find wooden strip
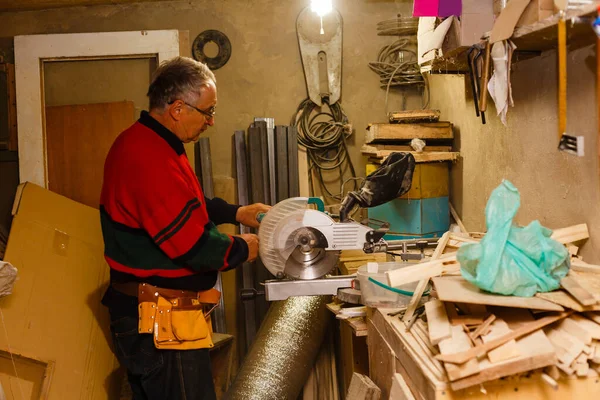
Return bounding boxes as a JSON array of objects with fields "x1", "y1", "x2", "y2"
[
  {"x1": 433, "y1": 276, "x2": 564, "y2": 311},
  {"x1": 413, "y1": 320, "x2": 440, "y2": 356},
  {"x1": 408, "y1": 327, "x2": 447, "y2": 378},
  {"x1": 436, "y1": 312, "x2": 571, "y2": 365},
  {"x1": 365, "y1": 122, "x2": 453, "y2": 143},
  {"x1": 449, "y1": 204, "x2": 468, "y2": 235},
  {"x1": 438, "y1": 325, "x2": 480, "y2": 381},
  {"x1": 364, "y1": 144, "x2": 452, "y2": 152},
  {"x1": 551, "y1": 224, "x2": 589, "y2": 244},
  {"x1": 404, "y1": 233, "x2": 451, "y2": 326},
  {"x1": 545, "y1": 327, "x2": 585, "y2": 366},
  {"x1": 425, "y1": 299, "x2": 451, "y2": 345},
  {"x1": 360, "y1": 145, "x2": 460, "y2": 163},
  {"x1": 569, "y1": 270, "x2": 600, "y2": 302},
  {"x1": 469, "y1": 314, "x2": 496, "y2": 341},
  {"x1": 561, "y1": 276, "x2": 597, "y2": 306},
  {"x1": 387, "y1": 254, "x2": 458, "y2": 287},
  {"x1": 346, "y1": 373, "x2": 381, "y2": 400}
]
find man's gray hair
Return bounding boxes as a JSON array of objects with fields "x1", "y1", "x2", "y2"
[{"x1": 147, "y1": 56, "x2": 216, "y2": 111}]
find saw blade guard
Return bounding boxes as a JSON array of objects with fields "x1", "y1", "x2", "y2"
[{"x1": 258, "y1": 197, "x2": 338, "y2": 279}]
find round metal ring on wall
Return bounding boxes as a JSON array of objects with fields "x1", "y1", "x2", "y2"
[{"x1": 192, "y1": 30, "x2": 232, "y2": 70}]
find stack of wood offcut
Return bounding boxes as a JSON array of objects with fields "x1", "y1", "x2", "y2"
[
  {"x1": 370, "y1": 222, "x2": 600, "y2": 398},
  {"x1": 361, "y1": 110, "x2": 460, "y2": 164}
]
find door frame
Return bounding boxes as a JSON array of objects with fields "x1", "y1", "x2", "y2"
[{"x1": 14, "y1": 30, "x2": 181, "y2": 187}]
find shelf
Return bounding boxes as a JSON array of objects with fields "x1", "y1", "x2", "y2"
[{"x1": 430, "y1": 4, "x2": 598, "y2": 73}]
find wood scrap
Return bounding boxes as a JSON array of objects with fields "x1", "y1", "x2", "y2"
[
  {"x1": 557, "y1": 318, "x2": 593, "y2": 345},
  {"x1": 433, "y1": 276, "x2": 565, "y2": 311},
  {"x1": 436, "y1": 312, "x2": 571, "y2": 365},
  {"x1": 570, "y1": 258, "x2": 600, "y2": 274},
  {"x1": 571, "y1": 314, "x2": 600, "y2": 339},
  {"x1": 365, "y1": 122, "x2": 453, "y2": 143},
  {"x1": 480, "y1": 319, "x2": 521, "y2": 363},
  {"x1": 551, "y1": 224, "x2": 589, "y2": 244},
  {"x1": 346, "y1": 373, "x2": 381, "y2": 400},
  {"x1": 388, "y1": 109, "x2": 440, "y2": 123},
  {"x1": 544, "y1": 326, "x2": 585, "y2": 366},
  {"x1": 404, "y1": 232, "x2": 450, "y2": 326},
  {"x1": 536, "y1": 290, "x2": 600, "y2": 312},
  {"x1": 469, "y1": 314, "x2": 496, "y2": 341},
  {"x1": 437, "y1": 325, "x2": 480, "y2": 381},
  {"x1": 424, "y1": 299, "x2": 451, "y2": 345},
  {"x1": 544, "y1": 364, "x2": 561, "y2": 381},
  {"x1": 361, "y1": 146, "x2": 460, "y2": 163},
  {"x1": 569, "y1": 270, "x2": 600, "y2": 302},
  {"x1": 386, "y1": 253, "x2": 458, "y2": 288},
  {"x1": 540, "y1": 373, "x2": 559, "y2": 391},
  {"x1": 560, "y1": 276, "x2": 597, "y2": 306}
]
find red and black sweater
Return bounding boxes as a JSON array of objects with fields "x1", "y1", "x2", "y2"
[{"x1": 100, "y1": 111, "x2": 248, "y2": 295}]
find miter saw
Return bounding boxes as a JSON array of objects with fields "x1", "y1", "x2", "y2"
[{"x1": 257, "y1": 152, "x2": 439, "y2": 301}]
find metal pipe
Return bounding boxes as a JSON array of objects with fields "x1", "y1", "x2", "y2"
[{"x1": 225, "y1": 295, "x2": 330, "y2": 400}]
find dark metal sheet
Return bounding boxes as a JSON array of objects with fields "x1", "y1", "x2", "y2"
[
  {"x1": 275, "y1": 125, "x2": 289, "y2": 203},
  {"x1": 287, "y1": 125, "x2": 300, "y2": 197}
]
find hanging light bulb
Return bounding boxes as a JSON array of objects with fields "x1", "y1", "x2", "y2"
[{"x1": 310, "y1": 0, "x2": 332, "y2": 34}]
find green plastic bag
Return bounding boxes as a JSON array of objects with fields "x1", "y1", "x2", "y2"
[{"x1": 457, "y1": 180, "x2": 569, "y2": 297}]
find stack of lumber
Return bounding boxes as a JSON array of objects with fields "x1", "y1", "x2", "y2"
[
  {"x1": 371, "y1": 223, "x2": 600, "y2": 397},
  {"x1": 338, "y1": 249, "x2": 388, "y2": 275},
  {"x1": 362, "y1": 110, "x2": 460, "y2": 164}
]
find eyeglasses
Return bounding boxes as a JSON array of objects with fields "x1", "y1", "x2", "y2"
[
  {"x1": 183, "y1": 101, "x2": 216, "y2": 119},
  {"x1": 169, "y1": 100, "x2": 216, "y2": 119}
]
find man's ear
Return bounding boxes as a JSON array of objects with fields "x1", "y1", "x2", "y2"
[{"x1": 168, "y1": 100, "x2": 184, "y2": 121}]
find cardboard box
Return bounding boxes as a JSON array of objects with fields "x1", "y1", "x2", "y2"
[{"x1": 1, "y1": 183, "x2": 119, "y2": 399}]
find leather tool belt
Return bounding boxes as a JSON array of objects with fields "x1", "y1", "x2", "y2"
[{"x1": 112, "y1": 282, "x2": 220, "y2": 350}]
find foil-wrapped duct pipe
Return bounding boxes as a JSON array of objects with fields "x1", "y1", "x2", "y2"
[{"x1": 225, "y1": 295, "x2": 330, "y2": 400}]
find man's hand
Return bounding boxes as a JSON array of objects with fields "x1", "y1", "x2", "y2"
[
  {"x1": 239, "y1": 233, "x2": 259, "y2": 262},
  {"x1": 236, "y1": 203, "x2": 271, "y2": 228}
]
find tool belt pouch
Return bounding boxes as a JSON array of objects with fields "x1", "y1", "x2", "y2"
[{"x1": 137, "y1": 283, "x2": 219, "y2": 350}]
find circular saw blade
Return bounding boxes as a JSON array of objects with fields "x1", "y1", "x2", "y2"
[{"x1": 258, "y1": 197, "x2": 338, "y2": 279}]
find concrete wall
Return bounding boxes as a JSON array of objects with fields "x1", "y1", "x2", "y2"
[
  {"x1": 430, "y1": 45, "x2": 599, "y2": 262},
  {"x1": 0, "y1": 0, "x2": 418, "y2": 183}
]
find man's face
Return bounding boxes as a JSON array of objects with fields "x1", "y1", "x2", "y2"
[{"x1": 177, "y1": 80, "x2": 217, "y2": 143}]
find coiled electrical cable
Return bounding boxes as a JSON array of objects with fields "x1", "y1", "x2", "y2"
[{"x1": 291, "y1": 99, "x2": 359, "y2": 203}]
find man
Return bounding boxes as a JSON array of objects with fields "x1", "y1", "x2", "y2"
[{"x1": 100, "y1": 56, "x2": 268, "y2": 399}]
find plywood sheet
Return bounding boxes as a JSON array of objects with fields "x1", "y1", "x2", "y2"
[
  {"x1": 432, "y1": 276, "x2": 564, "y2": 311},
  {"x1": 45, "y1": 101, "x2": 135, "y2": 208}
]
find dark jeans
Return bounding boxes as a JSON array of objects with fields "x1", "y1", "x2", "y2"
[{"x1": 109, "y1": 313, "x2": 217, "y2": 400}]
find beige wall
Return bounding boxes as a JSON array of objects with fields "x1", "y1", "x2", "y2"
[
  {"x1": 0, "y1": 0, "x2": 418, "y2": 182},
  {"x1": 430, "y1": 45, "x2": 599, "y2": 262}
]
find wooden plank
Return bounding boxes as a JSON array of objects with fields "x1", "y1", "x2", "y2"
[
  {"x1": 571, "y1": 258, "x2": 600, "y2": 274},
  {"x1": 561, "y1": 276, "x2": 597, "y2": 306},
  {"x1": 437, "y1": 325, "x2": 480, "y2": 381},
  {"x1": 550, "y1": 224, "x2": 589, "y2": 244},
  {"x1": 365, "y1": 122, "x2": 453, "y2": 143},
  {"x1": 425, "y1": 299, "x2": 451, "y2": 345},
  {"x1": 388, "y1": 109, "x2": 440, "y2": 123},
  {"x1": 544, "y1": 327, "x2": 585, "y2": 366},
  {"x1": 361, "y1": 145, "x2": 460, "y2": 163},
  {"x1": 481, "y1": 319, "x2": 520, "y2": 363},
  {"x1": 536, "y1": 290, "x2": 600, "y2": 312},
  {"x1": 557, "y1": 318, "x2": 593, "y2": 345},
  {"x1": 364, "y1": 144, "x2": 453, "y2": 152},
  {"x1": 469, "y1": 314, "x2": 496, "y2": 341},
  {"x1": 387, "y1": 254, "x2": 458, "y2": 287},
  {"x1": 345, "y1": 373, "x2": 381, "y2": 400},
  {"x1": 433, "y1": 276, "x2": 565, "y2": 311},
  {"x1": 436, "y1": 312, "x2": 570, "y2": 365},
  {"x1": 571, "y1": 314, "x2": 600, "y2": 340},
  {"x1": 45, "y1": 101, "x2": 135, "y2": 208},
  {"x1": 389, "y1": 373, "x2": 416, "y2": 400},
  {"x1": 569, "y1": 271, "x2": 600, "y2": 302}
]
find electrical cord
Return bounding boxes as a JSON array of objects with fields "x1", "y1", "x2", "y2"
[{"x1": 291, "y1": 98, "x2": 359, "y2": 203}]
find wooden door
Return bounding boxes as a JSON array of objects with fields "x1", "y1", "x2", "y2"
[{"x1": 45, "y1": 101, "x2": 135, "y2": 208}]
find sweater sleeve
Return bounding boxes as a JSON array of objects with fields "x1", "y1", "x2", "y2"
[
  {"x1": 205, "y1": 197, "x2": 241, "y2": 225},
  {"x1": 130, "y1": 158, "x2": 248, "y2": 272}
]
